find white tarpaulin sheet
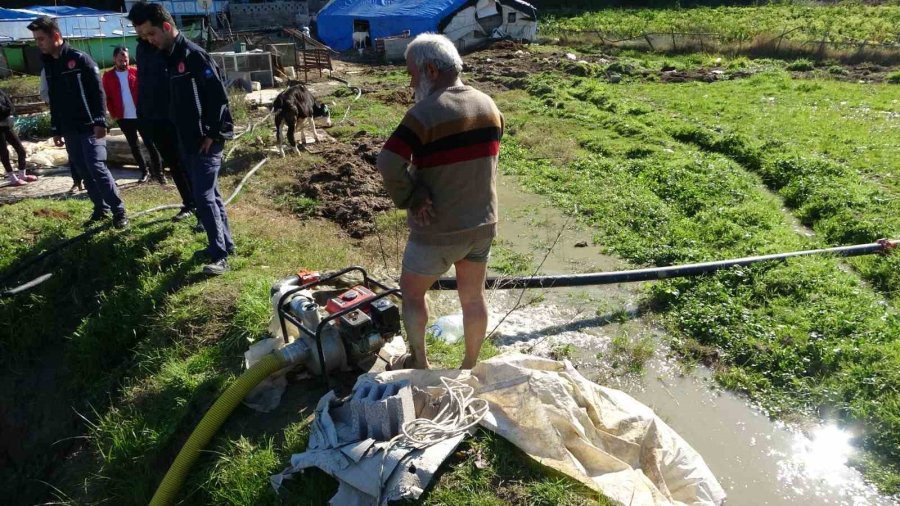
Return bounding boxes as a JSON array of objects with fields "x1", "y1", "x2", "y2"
[{"x1": 363, "y1": 353, "x2": 727, "y2": 506}]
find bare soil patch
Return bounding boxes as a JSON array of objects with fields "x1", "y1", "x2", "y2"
[{"x1": 293, "y1": 134, "x2": 395, "y2": 238}]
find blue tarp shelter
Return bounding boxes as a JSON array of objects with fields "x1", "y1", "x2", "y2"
[
  {"x1": 318, "y1": 0, "x2": 537, "y2": 51},
  {"x1": 318, "y1": 0, "x2": 472, "y2": 51},
  {"x1": 0, "y1": 6, "x2": 132, "y2": 42}
]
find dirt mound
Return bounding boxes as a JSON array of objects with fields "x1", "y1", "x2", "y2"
[
  {"x1": 295, "y1": 134, "x2": 395, "y2": 238},
  {"x1": 660, "y1": 68, "x2": 728, "y2": 83},
  {"x1": 464, "y1": 49, "x2": 550, "y2": 92},
  {"x1": 372, "y1": 87, "x2": 413, "y2": 106},
  {"x1": 489, "y1": 40, "x2": 527, "y2": 51},
  {"x1": 32, "y1": 209, "x2": 71, "y2": 219}
]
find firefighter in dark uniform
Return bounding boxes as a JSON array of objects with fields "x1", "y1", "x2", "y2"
[
  {"x1": 29, "y1": 16, "x2": 129, "y2": 229},
  {"x1": 128, "y1": 2, "x2": 196, "y2": 222},
  {"x1": 131, "y1": 4, "x2": 235, "y2": 275}
]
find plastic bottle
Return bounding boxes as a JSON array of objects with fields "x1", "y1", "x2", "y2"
[{"x1": 428, "y1": 314, "x2": 464, "y2": 344}]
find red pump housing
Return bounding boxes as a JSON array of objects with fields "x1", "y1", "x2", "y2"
[{"x1": 325, "y1": 285, "x2": 376, "y2": 314}]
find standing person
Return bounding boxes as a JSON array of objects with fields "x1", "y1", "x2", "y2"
[
  {"x1": 101, "y1": 45, "x2": 166, "y2": 185},
  {"x1": 131, "y1": 4, "x2": 235, "y2": 275},
  {"x1": 39, "y1": 67, "x2": 81, "y2": 192},
  {"x1": 0, "y1": 88, "x2": 36, "y2": 187},
  {"x1": 128, "y1": 2, "x2": 194, "y2": 222},
  {"x1": 376, "y1": 34, "x2": 503, "y2": 370},
  {"x1": 28, "y1": 16, "x2": 128, "y2": 228}
]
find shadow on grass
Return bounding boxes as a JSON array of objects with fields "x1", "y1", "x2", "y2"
[{"x1": 0, "y1": 211, "x2": 212, "y2": 504}]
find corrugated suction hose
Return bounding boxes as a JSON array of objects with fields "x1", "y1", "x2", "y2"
[{"x1": 148, "y1": 353, "x2": 287, "y2": 506}]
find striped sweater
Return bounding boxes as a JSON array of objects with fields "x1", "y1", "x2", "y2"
[{"x1": 376, "y1": 85, "x2": 503, "y2": 245}]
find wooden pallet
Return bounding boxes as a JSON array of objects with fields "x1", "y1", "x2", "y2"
[{"x1": 12, "y1": 94, "x2": 47, "y2": 115}]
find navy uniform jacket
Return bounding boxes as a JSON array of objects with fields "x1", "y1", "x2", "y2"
[
  {"x1": 41, "y1": 42, "x2": 107, "y2": 135},
  {"x1": 135, "y1": 38, "x2": 170, "y2": 121},
  {"x1": 165, "y1": 33, "x2": 233, "y2": 150}
]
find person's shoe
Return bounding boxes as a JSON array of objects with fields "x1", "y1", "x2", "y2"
[
  {"x1": 69, "y1": 184, "x2": 80, "y2": 193},
  {"x1": 7, "y1": 175, "x2": 26, "y2": 186},
  {"x1": 156, "y1": 173, "x2": 169, "y2": 185},
  {"x1": 113, "y1": 214, "x2": 129, "y2": 229},
  {"x1": 202, "y1": 258, "x2": 230, "y2": 276},
  {"x1": 172, "y1": 208, "x2": 193, "y2": 222},
  {"x1": 137, "y1": 170, "x2": 150, "y2": 184},
  {"x1": 83, "y1": 213, "x2": 108, "y2": 228},
  {"x1": 21, "y1": 173, "x2": 38, "y2": 182}
]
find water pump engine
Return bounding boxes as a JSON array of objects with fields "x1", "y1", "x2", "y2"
[{"x1": 270, "y1": 267, "x2": 402, "y2": 379}]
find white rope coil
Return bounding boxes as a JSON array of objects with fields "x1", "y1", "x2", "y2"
[{"x1": 400, "y1": 376, "x2": 488, "y2": 446}]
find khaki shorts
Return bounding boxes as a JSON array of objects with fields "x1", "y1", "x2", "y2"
[{"x1": 402, "y1": 237, "x2": 493, "y2": 277}]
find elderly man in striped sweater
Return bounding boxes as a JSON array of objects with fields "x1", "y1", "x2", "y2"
[{"x1": 377, "y1": 33, "x2": 504, "y2": 370}]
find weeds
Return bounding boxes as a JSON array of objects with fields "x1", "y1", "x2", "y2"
[
  {"x1": 489, "y1": 242, "x2": 533, "y2": 276},
  {"x1": 607, "y1": 331, "x2": 656, "y2": 374},
  {"x1": 785, "y1": 58, "x2": 815, "y2": 71}
]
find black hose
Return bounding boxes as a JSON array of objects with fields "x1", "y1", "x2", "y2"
[{"x1": 431, "y1": 239, "x2": 899, "y2": 290}]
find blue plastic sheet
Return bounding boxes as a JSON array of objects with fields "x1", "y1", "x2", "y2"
[{"x1": 318, "y1": 0, "x2": 471, "y2": 51}]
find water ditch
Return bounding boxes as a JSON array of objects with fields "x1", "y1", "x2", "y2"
[{"x1": 432, "y1": 177, "x2": 897, "y2": 505}]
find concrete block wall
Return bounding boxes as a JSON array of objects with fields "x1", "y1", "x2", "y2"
[
  {"x1": 230, "y1": 1, "x2": 308, "y2": 30},
  {"x1": 347, "y1": 381, "x2": 416, "y2": 442}
]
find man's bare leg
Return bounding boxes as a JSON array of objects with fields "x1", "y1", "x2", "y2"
[
  {"x1": 400, "y1": 269, "x2": 440, "y2": 369},
  {"x1": 455, "y1": 259, "x2": 488, "y2": 369}
]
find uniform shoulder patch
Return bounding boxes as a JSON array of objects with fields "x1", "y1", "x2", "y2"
[{"x1": 203, "y1": 66, "x2": 215, "y2": 78}]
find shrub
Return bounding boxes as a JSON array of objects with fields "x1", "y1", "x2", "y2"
[{"x1": 786, "y1": 59, "x2": 815, "y2": 71}]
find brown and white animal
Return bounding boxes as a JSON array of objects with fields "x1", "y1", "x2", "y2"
[{"x1": 272, "y1": 83, "x2": 332, "y2": 156}]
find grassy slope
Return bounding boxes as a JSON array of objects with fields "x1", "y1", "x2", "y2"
[
  {"x1": 542, "y1": 3, "x2": 900, "y2": 45},
  {"x1": 1, "y1": 85, "x2": 605, "y2": 505},
  {"x1": 487, "y1": 49, "x2": 899, "y2": 493}
]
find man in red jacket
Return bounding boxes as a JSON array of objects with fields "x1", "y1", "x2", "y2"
[{"x1": 101, "y1": 46, "x2": 165, "y2": 184}]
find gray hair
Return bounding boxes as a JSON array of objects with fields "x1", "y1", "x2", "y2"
[{"x1": 404, "y1": 33, "x2": 463, "y2": 76}]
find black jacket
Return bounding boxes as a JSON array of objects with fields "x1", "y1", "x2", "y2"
[
  {"x1": 42, "y1": 42, "x2": 107, "y2": 135},
  {"x1": 166, "y1": 33, "x2": 233, "y2": 149},
  {"x1": 135, "y1": 38, "x2": 170, "y2": 121}
]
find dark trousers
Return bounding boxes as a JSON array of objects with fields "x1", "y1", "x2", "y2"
[
  {"x1": 0, "y1": 126, "x2": 26, "y2": 174},
  {"x1": 64, "y1": 131, "x2": 126, "y2": 218},
  {"x1": 116, "y1": 118, "x2": 157, "y2": 175},
  {"x1": 143, "y1": 118, "x2": 193, "y2": 210},
  {"x1": 181, "y1": 141, "x2": 233, "y2": 260}
]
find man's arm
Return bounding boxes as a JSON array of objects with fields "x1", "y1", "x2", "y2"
[
  {"x1": 101, "y1": 71, "x2": 114, "y2": 119},
  {"x1": 45, "y1": 66, "x2": 61, "y2": 137},
  {"x1": 189, "y1": 51, "x2": 233, "y2": 141},
  {"x1": 377, "y1": 113, "x2": 428, "y2": 209},
  {"x1": 79, "y1": 53, "x2": 108, "y2": 129}
]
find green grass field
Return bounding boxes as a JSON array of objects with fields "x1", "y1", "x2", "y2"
[
  {"x1": 543, "y1": 3, "x2": 900, "y2": 45},
  {"x1": 487, "y1": 47, "x2": 900, "y2": 492}
]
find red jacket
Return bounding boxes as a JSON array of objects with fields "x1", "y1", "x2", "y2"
[{"x1": 101, "y1": 66, "x2": 139, "y2": 120}]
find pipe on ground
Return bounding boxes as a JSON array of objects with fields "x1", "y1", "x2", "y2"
[{"x1": 431, "y1": 239, "x2": 899, "y2": 291}]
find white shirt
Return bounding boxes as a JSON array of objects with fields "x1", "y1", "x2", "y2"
[{"x1": 116, "y1": 70, "x2": 137, "y2": 119}]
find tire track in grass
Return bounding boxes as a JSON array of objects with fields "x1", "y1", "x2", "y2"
[{"x1": 497, "y1": 73, "x2": 900, "y2": 492}]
